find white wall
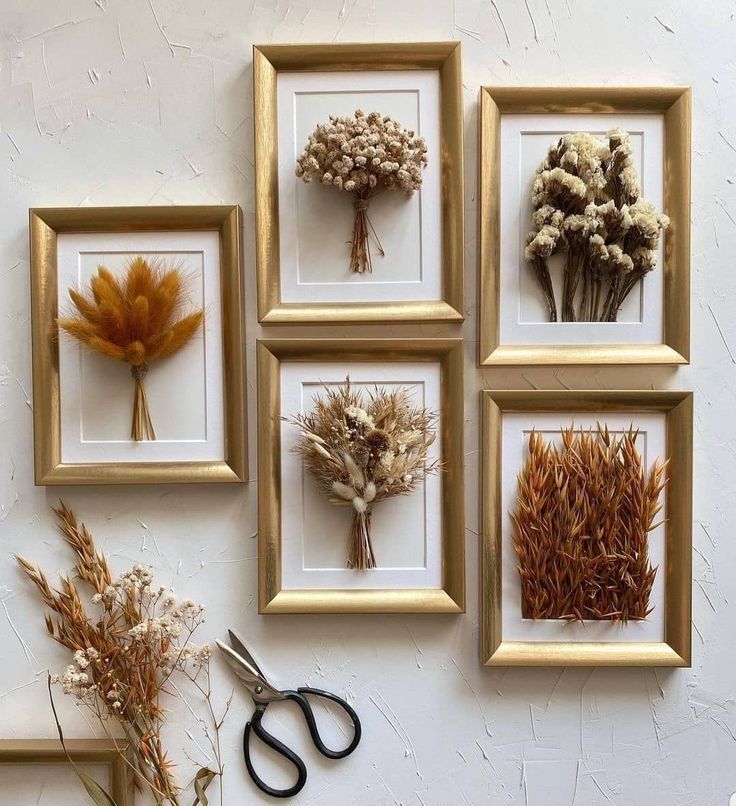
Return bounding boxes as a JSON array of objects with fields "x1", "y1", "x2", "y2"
[{"x1": 0, "y1": 1, "x2": 731, "y2": 804}]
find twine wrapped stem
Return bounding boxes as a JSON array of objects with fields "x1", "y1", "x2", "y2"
[
  {"x1": 350, "y1": 196, "x2": 385, "y2": 274},
  {"x1": 346, "y1": 509, "x2": 375, "y2": 570},
  {"x1": 131, "y1": 363, "x2": 156, "y2": 441}
]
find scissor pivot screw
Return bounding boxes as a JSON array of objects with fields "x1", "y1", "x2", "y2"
[{"x1": 255, "y1": 685, "x2": 263, "y2": 694}]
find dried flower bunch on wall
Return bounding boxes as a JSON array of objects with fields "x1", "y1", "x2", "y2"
[
  {"x1": 296, "y1": 110, "x2": 428, "y2": 274},
  {"x1": 288, "y1": 378, "x2": 438, "y2": 570},
  {"x1": 58, "y1": 257, "x2": 203, "y2": 441},
  {"x1": 17, "y1": 504, "x2": 228, "y2": 806},
  {"x1": 525, "y1": 129, "x2": 669, "y2": 322},
  {"x1": 512, "y1": 426, "x2": 667, "y2": 622}
]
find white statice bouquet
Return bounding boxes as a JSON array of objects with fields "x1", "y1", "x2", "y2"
[
  {"x1": 295, "y1": 109, "x2": 428, "y2": 274},
  {"x1": 17, "y1": 504, "x2": 228, "y2": 806},
  {"x1": 525, "y1": 129, "x2": 669, "y2": 322}
]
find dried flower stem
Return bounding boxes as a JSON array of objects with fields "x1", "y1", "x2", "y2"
[
  {"x1": 131, "y1": 363, "x2": 156, "y2": 441},
  {"x1": 350, "y1": 197, "x2": 385, "y2": 274},
  {"x1": 512, "y1": 427, "x2": 667, "y2": 622},
  {"x1": 347, "y1": 511, "x2": 375, "y2": 570}
]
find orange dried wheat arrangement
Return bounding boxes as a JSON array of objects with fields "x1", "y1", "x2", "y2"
[
  {"x1": 58, "y1": 257, "x2": 203, "y2": 441},
  {"x1": 512, "y1": 426, "x2": 667, "y2": 622}
]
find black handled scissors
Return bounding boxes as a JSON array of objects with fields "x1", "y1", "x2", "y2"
[{"x1": 216, "y1": 630, "x2": 361, "y2": 799}]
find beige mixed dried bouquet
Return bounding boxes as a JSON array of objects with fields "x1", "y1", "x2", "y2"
[
  {"x1": 17, "y1": 504, "x2": 228, "y2": 806},
  {"x1": 296, "y1": 109, "x2": 428, "y2": 274},
  {"x1": 58, "y1": 257, "x2": 204, "y2": 441},
  {"x1": 512, "y1": 426, "x2": 667, "y2": 622},
  {"x1": 525, "y1": 129, "x2": 669, "y2": 322},
  {"x1": 288, "y1": 379, "x2": 439, "y2": 570}
]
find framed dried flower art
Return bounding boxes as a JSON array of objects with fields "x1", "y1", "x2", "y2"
[
  {"x1": 481, "y1": 390, "x2": 693, "y2": 667},
  {"x1": 30, "y1": 206, "x2": 246, "y2": 485},
  {"x1": 254, "y1": 42, "x2": 464, "y2": 324},
  {"x1": 257, "y1": 338, "x2": 464, "y2": 614},
  {"x1": 479, "y1": 86, "x2": 691, "y2": 365},
  {"x1": 0, "y1": 739, "x2": 134, "y2": 804}
]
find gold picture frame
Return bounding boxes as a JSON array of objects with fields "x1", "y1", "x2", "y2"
[
  {"x1": 481, "y1": 389, "x2": 692, "y2": 667},
  {"x1": 479, "y1": 86, "x2": 691, "y2": 366},
  {"x1": 258, "y1": 338, "x2": 465, "y2": 614},
  {"x1": 30, "y1": 205, "x2": 247, "y2": 485},
  {"x1": 253, "y1": 41, "x2": 464, "y2": 324},
  {"x1": 0, "y1": 739, "x2": 134, "y2": 804}
]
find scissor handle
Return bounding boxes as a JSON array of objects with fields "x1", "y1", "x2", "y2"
[
  {"x1": 286, "y1": 687, "x2": 362, "y2": 759},
  {"x1": 243, "y1": 707, "x2": 307, "y2": 799},
  {"x1": 243, "y1": 689, "x2": 361, "y2": 799}
]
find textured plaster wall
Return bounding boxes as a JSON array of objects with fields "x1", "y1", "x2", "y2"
[{"x1": 0, "y1": 1, "x2": 732, "y2": 804}]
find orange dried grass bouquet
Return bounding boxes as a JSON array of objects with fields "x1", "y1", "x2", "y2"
[
  {"x1": 58, "y1": 257, "x2": 203, "y2": 441},
  {"x1": 512, "y1": 426, "x2": 667, "y2": 622}
]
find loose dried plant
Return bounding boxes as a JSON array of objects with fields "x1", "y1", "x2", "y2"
[
  {"x1": 296, "y1": 109, "x2": 428, "y2": 274},
  {"x1": 58, "y1": 257, "x2": 204, "y2": 441},
  {"x1": 287, "y1": 378, "x2": 439, "y2": 570},
  {"x1": 525, "y1": 129, "x2": 669, "y2": 322},
  {"x1": 17, "y1": 504, "x2": 229, "y2": 806},
  {"x1": 512, "y1": 426, "x2": 667, "y2": 622}
]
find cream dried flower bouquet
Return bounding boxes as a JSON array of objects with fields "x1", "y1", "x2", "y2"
[
  {"x1": 525, "y1": 129, "x2": 669, "y2": 322},
  {"x1": 295, "y1": 109, "x2": 428, "y2": 274},
  {"x1": 288, "y1": 379, "x2": 439, "y2": 570},
  {"x1": 17, "y1": 504, "x2": 228, "y2": 806}
]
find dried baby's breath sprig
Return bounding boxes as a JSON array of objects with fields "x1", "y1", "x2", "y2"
[
  {"x1": 17, "y1": 504, "x2": 229, "y2": 806},
  {"x1": 58, "y1": 256, "x2": 204, "y2": 441},
  {"x1": 525, "y1": 129, "x2": 669, "y2": 322},
  {"x1": 512, "y1": 426, "x2": 667, "y2": 622},
  {"x1": 288, "y1": 378, "x2": 439, "y2": 570},
  {"x1": 296, "y1": 109, "x2": 428, "y2": 274}
]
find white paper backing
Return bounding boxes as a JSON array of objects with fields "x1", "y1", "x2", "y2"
[
  {"x1": 277, "y1": 70, "x2": 443, "y2": 303},
  {"x1": 0, "y1": 761, "x2": 110, "y2": 805},
  {"x1": 280, "y1": 361, "x2": 443, "y2": 590},
  {"x1": 499, "y1": 113, "x2": 665, "y2": 345},
  {"x1": 500, "y1": 412, "x2": 667, "y2": 643},
  {"x1": 57, "y1": 231, "x2": 225, "y2": 463}
]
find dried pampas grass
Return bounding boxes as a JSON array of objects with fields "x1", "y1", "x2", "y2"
[
  {"x1": 288, "y1": 378, "x2": 439, "y2": 570},
  {"x1": 58, "y1": 257, "x2": 203, "y2": 441},
  {"x1": 512, "y1": 426, "x2": 667, "y2": 622}
]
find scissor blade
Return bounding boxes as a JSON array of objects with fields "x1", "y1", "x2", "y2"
[
  {"x1": 216, "y1": 639, "x2": 264, "y2": 686},
  {"x1": 216, "y1": 638, "x2": 283, "y2": 705},
  {"x1": 227, "y1": 629, "x2": 267, "y2": 680}
]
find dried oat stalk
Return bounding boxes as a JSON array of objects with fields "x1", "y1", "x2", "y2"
[
  {"x1": 288, "y1": 378, "x2": 439, "y2": 570},
  {"x1": 512, "y1": 426, "x2": 667, "y2": 622},
  {"x1": 16, "y1": 504, "x2": 229, "y2": 806},
  {"x1": 295, "y1": 110, "x2": 428, "y2": 274},
  {"x1": 58, "y1": 257, "x2": 203, "y2": 441}
]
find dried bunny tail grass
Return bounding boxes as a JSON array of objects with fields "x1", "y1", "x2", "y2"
[
  {"x1": 512, "y1": 426, "x2": 667, "y2": 623},
  {"x1": 288, "y1": 378, "x2": 439, "y2": 569},
  {"x1": 58, "y1": 256, "x2": 203, "y2": 441}
]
